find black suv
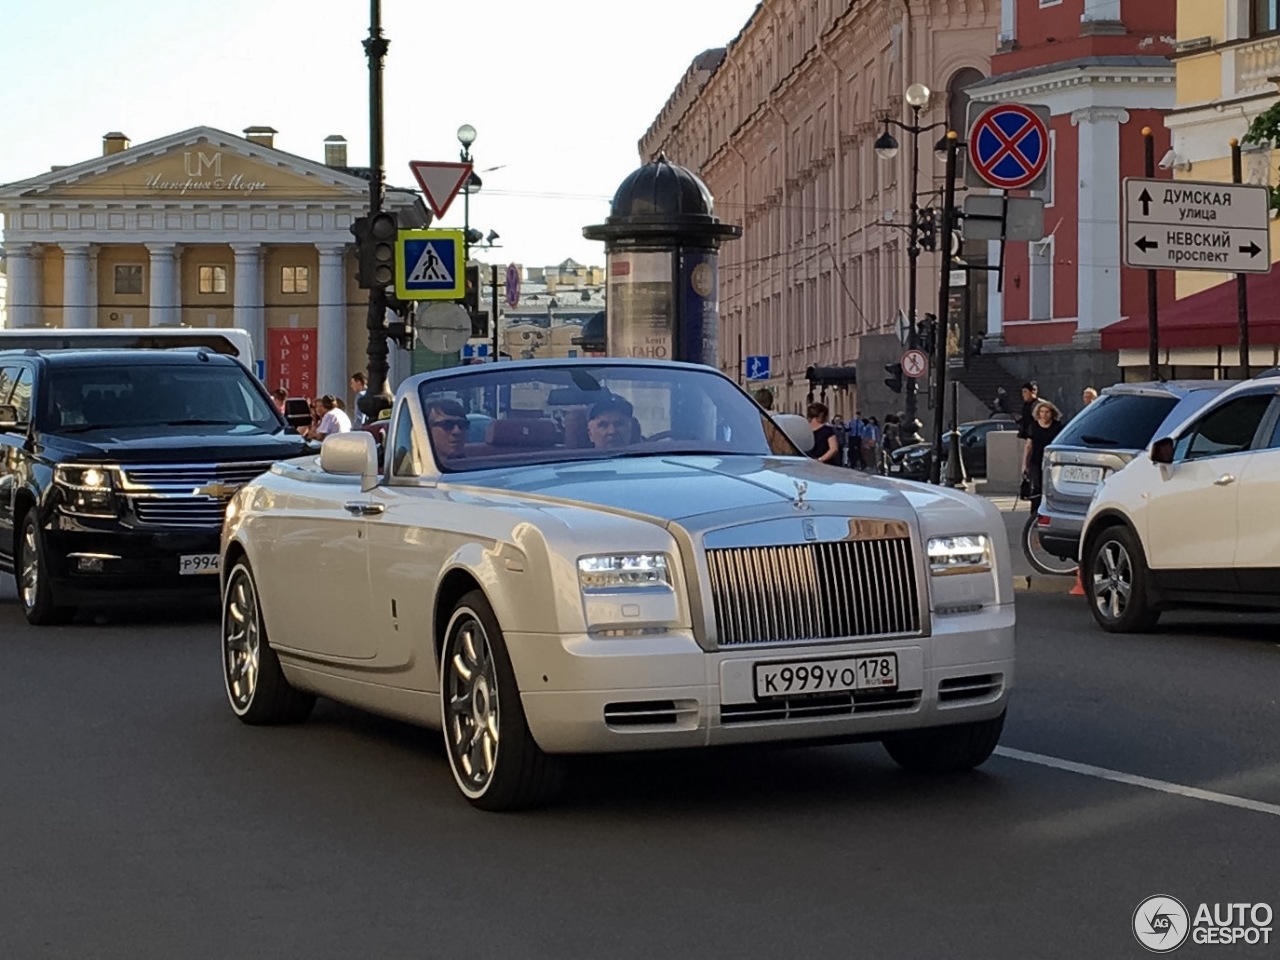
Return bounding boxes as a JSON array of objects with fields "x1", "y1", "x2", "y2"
[{"x1": 0, "y1": 349, "x2": 310, "y2": 624}]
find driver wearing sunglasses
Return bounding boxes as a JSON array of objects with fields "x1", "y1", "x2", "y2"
[{"x1": 427, "y1": 399, "x2": 469, "y2": 460}]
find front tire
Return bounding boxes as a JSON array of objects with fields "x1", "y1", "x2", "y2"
[
  {"x1": 1084, "y1": 526, "x2": 1161, "y2": 633},
  {"x1": 222, "y1": 561, "x2": 314, "y2": 724},
  {"x1": 883, "y1": 711, "x2": 1005, "y2": 774},
  {"x1": 17, "y1": 513, "x2": 75, "y2": 626},
  {"x1": 440, "y1": 590, "x2": 565, "y2": 811}
]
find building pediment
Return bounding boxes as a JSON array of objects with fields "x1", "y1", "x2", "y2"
[{"x1": 0, "y1": 126, "x2": 369, "y2": 204}]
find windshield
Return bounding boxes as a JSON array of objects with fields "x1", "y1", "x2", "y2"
[
  {"x1": 417, "y1": 363, "x2": 797, "y2": 472},
  {"x1": 1053, "y1": 393, "x2": 1179, "y2": 450},
  {"x1": 41, "y1": 363, "x2": 284, "y2": 434}
]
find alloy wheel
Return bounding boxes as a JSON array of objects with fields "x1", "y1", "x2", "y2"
[
  {"x1": 1092, "y1": 539, "x2": 1133, "y2": 623},
  {"x1": 223, "y1": 569, "x2": 261, "y2": 712},
  {"x1": 19, "y1": 523, "x2": 39, "y2": 613},
  {"x1": 444, "y1": 613, "x2": 501, "y2": 795}
]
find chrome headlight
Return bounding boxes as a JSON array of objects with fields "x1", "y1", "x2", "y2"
[
  {"x1": 926, "y1": 534, "x2": 992, "y2": 576},
  {"x1": 54, "y1": 464, "x2": 119, "y2": 517},
  {"x1": 577, "y1": 553, "x2": 671, "y2": 591}
]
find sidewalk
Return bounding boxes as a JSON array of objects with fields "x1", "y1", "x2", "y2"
[{"x1": 971, "y1": 482, "x2": 1078, "y2": 595}]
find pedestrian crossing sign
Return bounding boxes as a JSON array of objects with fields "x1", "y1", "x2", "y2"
[{"x1": 395, "y1": 229, "x2": 464, "y2": 300}]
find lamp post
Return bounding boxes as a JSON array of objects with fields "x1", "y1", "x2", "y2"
[
  {"x1": 457, "y1": 124, "x2": 481, "y2": 261},
  {"x1": 874, "y1": 82, "x2": 945, "y2": 428},
  {"x1": 358, "y1": 0, "x2": 392, "y2": 423}
]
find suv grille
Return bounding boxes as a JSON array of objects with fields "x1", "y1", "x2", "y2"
[
  {"x1": 122, "y1": 462, "x2": 274, "y2": 488},
  {"x1": 706, "y1": 538, "x2": 921, "y2": 646},
  {"x1": 120, "y1": 460, "x2": 274, "y2": 529}
]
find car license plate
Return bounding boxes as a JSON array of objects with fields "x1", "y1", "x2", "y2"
[
  {"x1": 1060, "y1": 465, "x2": 1103, "y2": 485},
  {"x1": 754, "y1": 654, "x2": 898, "y2": 699},
  {"x1": 888, "y1": 463, "x2": 901, "y2": 473},
  {"x1": 179, "y1": 553, "x2": 220, "y2": 575}
]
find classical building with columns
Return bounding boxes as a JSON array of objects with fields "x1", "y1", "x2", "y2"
[{"x1": 0, "y1": 126, "x2": 417, "y2": 399}]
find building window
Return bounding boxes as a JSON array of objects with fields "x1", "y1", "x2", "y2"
[
  {"x1": 1029, "y1": 237, "x2": 1053, "y2": 320},
  {"x1": 1254, "y1": 0, "x2": 1278, "y2": 34},
  {"x1": 198, "y1": 265, "x2": 228, "y2": 295},
  {"x1": 281, "y1": 266, "x2": 310, "y2": 294},
  {"x1": 1039, "y1": 0, "x2": 1063, "y2": 6},
  {"x1": 114, "y1": 264, "x2": 143, "y2": 295}
]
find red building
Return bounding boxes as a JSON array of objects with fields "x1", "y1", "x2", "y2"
[{"x1": 965, "y1": 0, "x2": 1176, "y2": 396}]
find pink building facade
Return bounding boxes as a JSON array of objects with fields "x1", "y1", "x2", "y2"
[
  {"x1": 640, "y1": 0, "x2": 1000, "y2": 418},
  {"x1": 971, "y1": 0, "x2": 1175, "y2": 387}
]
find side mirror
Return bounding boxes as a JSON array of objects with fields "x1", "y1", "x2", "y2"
[
  {"x1": 0, "y1": 403, "x2": 19, "y2": 428},
  {"x1": 320, "y1": 431, "x2": 380, "y2": 492},
  {"x1": 772, "y1": 413, "x2": 814, "y2": 454},
  {"x1": 1150, "y1": 437, "x2": 1175, "y2": 465}
]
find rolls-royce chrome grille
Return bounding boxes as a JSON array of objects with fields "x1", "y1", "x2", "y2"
[{"x1": 706, "y1": 538, "x2": 921, "y2": 646}]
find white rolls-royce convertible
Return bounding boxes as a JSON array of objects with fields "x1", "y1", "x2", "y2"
[{"x1": 219, "y1": 359, "x2": 1014, "y2": 810}]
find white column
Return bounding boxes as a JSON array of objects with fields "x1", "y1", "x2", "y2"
[
  {"x1": 61, "y1": 242, "x2": 95, "y2": 329},
  {"x1": 1000, "y1": 0, "x2": 1016, "y2": 41},
  {"x1": 231, "y1": 243, "x2": 265, "y2": 363},
  {"x1": 315, "y1": 244, "x2": 347, "y2": 398},
  {"x1": 986, "y1": 239, "x2": 1004, "y2": 338},
  {"x1": 146, "y1": 243, "x2": 181, "y2": 326},
  {"x1": 1073, "y1": 107, "x2": 1128, "y2": 335},
  {"x1": 5, "y1": 243, "x2": 43, "y2": 329}
]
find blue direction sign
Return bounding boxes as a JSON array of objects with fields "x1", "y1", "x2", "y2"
[
  {"x1": 746, "y1": 355, "x2": 771, "y2": 381},
  {"x1": 461, "y1": 342, "x2": 490, "y2": 360},
  {"x1": 395, "y1": 229, "x2": 465, "y2": 300},
  {"x1": 966, "y1": 102, "x2": 1050, "y2": 192}
]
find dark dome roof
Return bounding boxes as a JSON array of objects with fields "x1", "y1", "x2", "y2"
[{"x1": 584, "y1": 154, "x2": 741, "y2": 247}]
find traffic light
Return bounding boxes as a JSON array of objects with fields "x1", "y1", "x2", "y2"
[
  {"x1": 884, "y1": 362, "x2": 904, "y2": 394},
  {"x1": 385, "y1": 294, "x2": 415, "y2": 350},
  {"x1": 462, "y1": 263, "x2": 487, "y2": 338},
  {"x1": 918, "y1": 313, "x2": 938, "y2": 355},
  {"x1": 356, "y1": 210, "x2": 398, "y2": 289},
  {"x1": 916, "y1": 207, "x2": 937, "y2": 251}
]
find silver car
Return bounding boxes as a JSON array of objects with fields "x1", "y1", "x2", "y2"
[{"x1": 1037, "y1": 381, "x2": 1236, "y2": 561}]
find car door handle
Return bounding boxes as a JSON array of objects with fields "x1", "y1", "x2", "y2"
[
  {"x1": 344, "y1": 501, "x2": 386, "y2": 516},
  {"x1": 1213, "y1": 474, "x2": 1236, "y2": 486}
]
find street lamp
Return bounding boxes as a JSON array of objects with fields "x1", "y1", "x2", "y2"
[
  {"x1": 875, "y1": 82, "x2": 945, "y2": 428},
  {"x1": 457, "y1": 124, "x2": 480, "y2": 259}
]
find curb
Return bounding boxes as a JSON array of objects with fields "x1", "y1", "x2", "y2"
[{"x1": 1014, "y1": 575, "x2": 1078, "y2": 594}]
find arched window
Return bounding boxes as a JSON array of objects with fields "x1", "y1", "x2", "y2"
[{"x1": 947, "y1": 67, "x2": 986, "y2": 137}]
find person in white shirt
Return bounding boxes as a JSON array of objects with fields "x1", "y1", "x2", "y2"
[{"x1": 299, "y1": 395, "x2": 352, "y2": 441}]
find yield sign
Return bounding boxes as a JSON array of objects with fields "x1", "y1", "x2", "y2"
[
  {"x1": 967, "y1": 103, "x2": 1050, "y2": 191},
  {"x1": 409, "y1": 161, "x2": 473, "y2": 219}
]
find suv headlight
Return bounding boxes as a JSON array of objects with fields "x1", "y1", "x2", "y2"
[
  {"x1": 926, "y1": 535, "x2": 992, "y2": 576},
  {"x1": 578, "y1": 554, "x2": 671, "y2": 591},
  {"x1": 54, "y1": 464, "x2": 119, "y2": 517}
]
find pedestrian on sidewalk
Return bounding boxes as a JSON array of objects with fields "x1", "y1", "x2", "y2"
[
  {"x1": 1021, "y1": 399, "x2": 1062, "y2": 514},
  {"x1": 807, "y1": 402, "x2": 841, "y2": 464}
]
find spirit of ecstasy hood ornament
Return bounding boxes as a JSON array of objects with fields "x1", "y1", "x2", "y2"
[{"x1": 792, "y1": 479, "x2": 811, "y2": 510}]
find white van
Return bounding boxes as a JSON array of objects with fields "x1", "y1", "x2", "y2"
[{"x1": 0, "y1": 327, "x2": 258, "y2": 377}]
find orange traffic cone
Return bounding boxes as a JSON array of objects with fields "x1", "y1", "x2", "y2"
[{"x1": 1070, "y1": 568, "x2": 1085, "y2": 596}]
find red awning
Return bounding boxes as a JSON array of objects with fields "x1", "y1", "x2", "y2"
[{"x1": 1101, "y1": 271, "x2": 1280, "y2": 350}]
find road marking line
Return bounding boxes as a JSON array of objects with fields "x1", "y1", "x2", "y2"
[{"x1": 995, "y1": 747, "x2": 1280, "y2": 819}]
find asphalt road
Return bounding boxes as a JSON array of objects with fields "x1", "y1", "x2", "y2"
[{"x1": 1, "y1": 579, "x2": 1277, "y2": 960}]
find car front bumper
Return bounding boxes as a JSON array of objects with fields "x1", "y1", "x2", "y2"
[
  {"x1": 508, "y1": 604, "x2": 1015, "y2": 753},
  {"x1": 44, "y1": 514, "x2": 223, "y2": 599}
]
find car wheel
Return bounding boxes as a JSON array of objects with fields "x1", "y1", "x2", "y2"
[
  {"x1": 17, "y1": 513, "x2": 75, "y2": 626},
  {"x1": 222, "y1": 561, "x2": 315, "y2": 724},
  {"x1": 882, "y1": 711, "x2": 1005, "y2": 774},
  {"x1": 440, "y1": 590, "x2": 565, "y2": 811},
  {"x1": 1085, "y1": 526, "x2": 1160, "y2": 634}
]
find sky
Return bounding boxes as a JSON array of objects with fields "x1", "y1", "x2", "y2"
[{"x1": 0, "y1": 0, "x2": 762, "y2": 270}]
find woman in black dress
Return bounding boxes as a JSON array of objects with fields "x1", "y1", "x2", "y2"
[{"x1": 1021, "y1": 400, "x2": 1063, "y2": 513}]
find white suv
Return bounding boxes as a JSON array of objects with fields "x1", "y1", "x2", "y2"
[{"x1": 1080, "y1": 375, "x2": 1280, "y2": 632}]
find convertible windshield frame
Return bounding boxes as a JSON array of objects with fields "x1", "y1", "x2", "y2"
[{"x1": 414, "y1": 361, "x2": 797, "y2": 474}]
